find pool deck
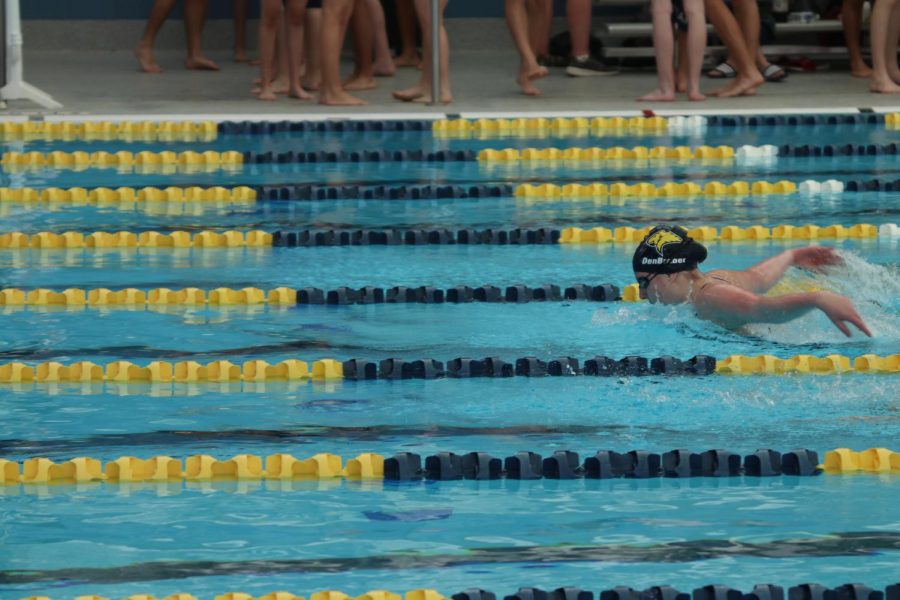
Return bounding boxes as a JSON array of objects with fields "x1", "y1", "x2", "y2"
[{"x1": 3, "y1": 48, "x2": 900, "y2": 118}]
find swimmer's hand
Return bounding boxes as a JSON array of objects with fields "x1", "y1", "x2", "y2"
[
  {"x1": 792, "y1": 246, "x2": 843, "y2": 272},
  {"x1": 813, "y1": 291, "x2": 873, "y2": 337}
]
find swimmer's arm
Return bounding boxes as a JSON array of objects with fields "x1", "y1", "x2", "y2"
[
  {"x1": 742, "y1": 247, "x2": 843, "y2": 293},
  {"x1": 693, "y1": 285, "x2": 872, "y2": 337},
  {"x1": 740, "y1": 249, "x2": 798, "y2": 293}
]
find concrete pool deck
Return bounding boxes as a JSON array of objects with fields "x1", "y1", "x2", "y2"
[{"x1": 2, "y1": 48, "x2": 900, "y2": 118}]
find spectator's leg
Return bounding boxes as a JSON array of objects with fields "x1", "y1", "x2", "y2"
[
  {"x1": 676, "y1": 30, "x2": 688, "y2": 91},
  {"x1": 135, "y1": 0, "x2": 177, "y2": 73},
  {"x1": 842, "y1": 0, "x2": 873, "y2": 77},
  {"x1": 526, "y1": 0, "x2": 552, "y2": 60},
  {"x1": 184, "y1": 0, "x2": 219, "y2": 70},
  {"x1": 393, "y1": 0, "x2": 452, "y2": 103},
  {"x1": 431, "y1": 0, "x2": 453, "y2": 102},
  {"x1": 887, "y1": 1, "x2": 900, "y2": 83},
  {"x1": 732, "y1": 0, "x2": 763, "y2": 66},
  {"x1": 870, "y1": 0, "x2": 900, "y2": 91},
  {"x1": 367, "y1": 0, "x2": 397, "y2": 75},
  {"x1": 258, "y1": 0, "x2": 283, "y2": 100},
  {"x1": 344, "y1": 0, "x2": 378, "y2": 90},
  {"x1": 394, "y1": 0, "x2": 421, "y2": 67},
  {"x1": 234, "y1": 0, "x2": 252, "y2": 62},
  {"x1": 286, "y1": 0, "x2": 314, "y2": 99},
  {"x1": 303, "y1": 6, "x2": 324, "y2": 90},
  {"x1": 639, "y1": 0, "x2": 676, "y2": 101},
  {"x1": 506, "y1": 0, "x2": 549, "y2": 96},
  {"x1": 566, "y1": 0, "x2": 591, "y2": 57},
  {"x1": 705, "y1": 0, "x2": 763, "y2": 96},
  {"x1": 683, "y1": 0, "x2": 707, "y2": 99},
  {"x1": 320, "y1": 0, "x2": 368, "y2": 105}
]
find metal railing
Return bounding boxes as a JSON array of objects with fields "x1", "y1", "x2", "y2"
[{"x1": 0, "y1": 0, "x2": 62, "y2": 109}]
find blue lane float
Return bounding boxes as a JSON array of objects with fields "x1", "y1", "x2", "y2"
[
  {"x1": 383, "y1": 448, "x2": 823, "y2": 480},
  {"x1": 297, "y1": 283, "x2": 619, "y2": 305},
  {"x1": 254, "y1": 183, "x2": 515, "y2": 201},
  {"x1": 242, "y1": 149, "x2": 477, "y2": 164},
  {"x1": 778, "y1": 143, "x2": 900, "y2": 157},
  {"x1": 707, "y1": 113, "x2": 883, "y2": 127},
  {"x1": 219, "y1": 119, "x2": 435, "y2": 134},
  {"x1": 340, "y1": 355, "x2": 717, "y2": 380},
  {"x1": 272, "y1": 228, "x2": 561, "y2": 246}
]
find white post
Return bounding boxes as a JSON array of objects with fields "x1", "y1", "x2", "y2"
[
  {"x1": 428, "y1": 0, "x2": 440, "y2": 105},
  {"x1": 1, "y1": 0, "x2": 62, "y2": 110}
]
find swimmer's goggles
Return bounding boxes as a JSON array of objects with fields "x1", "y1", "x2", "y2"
[{"x1": 636, "y1": 272, "x2": 661, "y2": 291}]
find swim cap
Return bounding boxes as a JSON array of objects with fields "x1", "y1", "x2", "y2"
[{"x1": 632, "y1": 225, "x2": 707, "y2": 274}]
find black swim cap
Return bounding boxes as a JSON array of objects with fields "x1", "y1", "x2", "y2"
[{"x1": 632, "y1": 225, "x2": 707, "y2": 274}]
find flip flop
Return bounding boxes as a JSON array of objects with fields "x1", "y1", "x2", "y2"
[
  {"x1": 762, "y1": 63, "x2": 787, "y2": 82},
  {"x1": 707, "y1": 62, "x2": 736, "y2": 79}
]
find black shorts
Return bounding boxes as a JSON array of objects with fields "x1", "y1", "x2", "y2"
[
  {"x1": 308, "y1": 0, "x2": 322, "y2": 8},
  {"x1": 672, "y1": 0, "x2": 688, "y2": 31}
]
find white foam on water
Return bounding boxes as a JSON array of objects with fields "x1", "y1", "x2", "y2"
[{"x1": 591, "y1": 305, "x2": 656, "y2": 326}]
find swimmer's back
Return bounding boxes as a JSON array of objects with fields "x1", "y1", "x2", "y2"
[{"x1": 701, "y1": 269, "x2": 770, "y2": 294}]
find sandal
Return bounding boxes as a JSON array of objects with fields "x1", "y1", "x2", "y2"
[
  {"x1": 762, "y1": 63, "x2": 788, "y2": 82},
  {"x1": 707, "y1": 62, "x2": 736, "y2": 79}
]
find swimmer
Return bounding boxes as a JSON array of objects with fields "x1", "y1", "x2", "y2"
[{"x1": 631, "y1": 225, "x2": 873, "y2": 337}]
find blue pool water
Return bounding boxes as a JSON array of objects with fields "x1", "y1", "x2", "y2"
[{"x1": 0, "y1": 118, "x2": 898, "y2": 600}]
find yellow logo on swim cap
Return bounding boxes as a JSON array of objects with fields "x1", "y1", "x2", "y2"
[{"x1": 645, "y1": 229, "x2": 683, "y2": 255}]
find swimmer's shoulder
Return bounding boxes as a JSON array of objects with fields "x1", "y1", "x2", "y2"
[{"x1": 704, "y1": 269, "x2": 756, "y2": 291}]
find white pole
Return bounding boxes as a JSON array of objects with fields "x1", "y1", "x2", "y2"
[
  {"x1": 1, "y1": 0, "x2": 62, "y2": 109},
  {"x1": 428, "y1": 0, "x2": 440, "y2": 105}
]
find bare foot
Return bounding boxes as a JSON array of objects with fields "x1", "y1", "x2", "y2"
[
  {"x1": 851, "y1": 63, "x2": 873, "y2": 78},
  {"x1": 393, "y1": 53, "x2": 420, "y2": 68},
  {"x1": 289, "y1": 84, "x2": 314, "y2": 100},
  {"x1": 714, "y1": 71, "x2": 764, "y2": 98},
  {"x1": 251, "y1": 78, "x2": 289, "y2": 95},
  {"x1": 343, "y1": 75, "x2": 377, "y2": 91},
  {"x1": 676, "y1": 77, "x2": 688, "y2": 93},
  {"x1": 234, "y1": 49, "x2": 252, "y2": 63},
  {"x1": 870, "y1": 77, "x2": 900, "y2": 93},
  {"x1": 638, "y1": 88, "x2": 675, "y2": 101},
  {"x1": 517, "y1": 63, "x2": 549, "y2": 96},
  {"x1": 135, "y1": 45, "x2": 162, "y2": 74},
  {"x1": 319, "y1": 89, "x2": 368, "y2": 106},
  {"x1": 517, "y1": 73, "x2": 541, "y2": 96},
  {"x1": 687, "y1": 90, "x2": 707, "y2": 101},
  {"x1": 373, "y1": 60, "x2": 396, "y2": 77},
  {"x1": 258, "y1": 88, "x2": 277, "y2": 101},
  {"x1": 302, "y1": 78, "x2": 321, "y2": 91},
  {"x1": 185, "y1": 54, "x2": 220, "y2": 71},
  {"x1": 412, "y1": 92, "x2": 453, "y2": 104},
  {"x1": 393, "y1": 86, "x2": 425, "y2": 102}
]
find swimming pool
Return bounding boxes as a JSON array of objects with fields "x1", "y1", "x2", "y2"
[{"x1": 0, "y1": 114, "x2": 898, "y2": 600}]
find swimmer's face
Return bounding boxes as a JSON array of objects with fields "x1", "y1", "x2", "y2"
[{"x1": 634, "y1": 271, "x2": 690, "y2": 304}]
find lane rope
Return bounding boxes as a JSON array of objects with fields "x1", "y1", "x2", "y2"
[
  {"x1": 0, "y1": 186, "x2": 257, "y2": 204},
  {"x1": 0, "y1": 120, "x2": 217, "y2": 141},
  {"x1": 2, "y1": 224, "x2": 895, "y2": 250},
  {"x1": 0, "y1": 151, "x2": 243, "y2": 171},
  {"x1": 15, "y1": 583, "x2": 900, "y2": 600},
  {"x1": 0, "y1": 355, "x2": 896, "y2": 385},
  {"x1": 0, "y1": 284, "x2": 622, "y2": 307},
  {"x1": 3, "y1": 448, "x2": 898, "y2": 484}
]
